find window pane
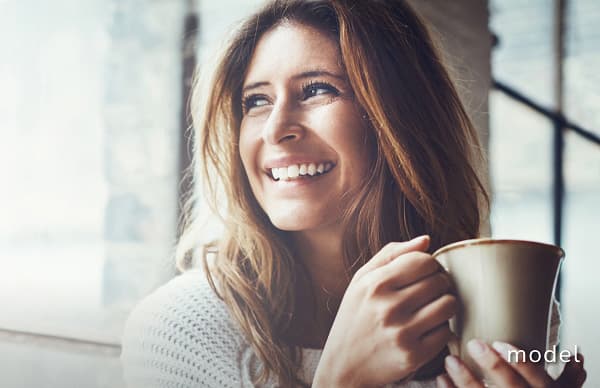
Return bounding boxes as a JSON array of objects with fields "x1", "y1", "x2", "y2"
[
  {"x1": 0, "y1": 0, "x2": 114, "y2": 340},
  {"x1": 0, "y1": 0, "x2": 183, "y2": 339},
  {"x1": 561, "y1": 131, "x2": 600, "y2": 388},
  {"x1": 0, "y1": 0, "x2": 184, "y2": 386},
  {"x1": 565, "y1": 0, "x2": 600, "y2": 136},
  {"x1": 489, "y1": 90, "x2": 553, "y2": 243},
  {"x1": 490, "y1": 0, "x2": 554, "y2": 108}
]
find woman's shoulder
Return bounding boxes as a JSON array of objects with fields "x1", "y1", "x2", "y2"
[
  {"x1": 120, "y1": 269, "x2": 250, "y2": 387},
  {"x1": 123, "y1": 268, "x2": 231, "y2": 324},
  {"x1": 122, "y1": 268, "x2": 243, "y2": 340}
]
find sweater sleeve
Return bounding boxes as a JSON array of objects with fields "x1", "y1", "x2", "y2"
[{"x1": 120, "y1": 269, "x2": 249, "y2": 388}]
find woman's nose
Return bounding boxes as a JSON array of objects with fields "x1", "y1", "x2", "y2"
[{"x1": 263, "y1": 101, "x2": 305, "y2": 145}]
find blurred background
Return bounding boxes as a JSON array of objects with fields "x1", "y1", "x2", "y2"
[{"x1": 0, "y1": 0, "x2": 597, "y2": 387}]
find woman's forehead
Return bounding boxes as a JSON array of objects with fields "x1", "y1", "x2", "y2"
[{"x1": 243, "y1": 22, "x2": 343, "y2": 86}]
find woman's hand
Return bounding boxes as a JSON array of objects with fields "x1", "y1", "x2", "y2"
[
  {"x1": 436, "y1": 340, "x2": 587, "y2": 388},
  {"x1": 313, "y1": 235, "x2": 457, "y2": 388}
]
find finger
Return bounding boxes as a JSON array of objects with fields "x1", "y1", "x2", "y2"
[
  {"x1": 563, "y1": 352, "x2": 584, "y2": 368},
  {"x1": 374, "y1": 251, "x2": 442, "y2": 289},
  {"x1": 420, "y1": 323, "x2": 454, "y2": 359},
  {"x1": 491, "y1": 341, "x2": 554, "y2": 387},
  {"x1": 557, "y1": 355, "x2": 587, "y2": 388},
  {"x1": 467, "y1": 339, "x2": 528, "y2": 388},
  {"x1": 444, "y1": 355, "x2": 485, "y2": 388},
  {"x1": 358, "y1": 235, "x2": 430, "y2": 274},
  {"x1": 411, "y1": 294, "x2": 457, "y2": 334},
  {"x1": 436, "y1": 373, "x2": 457, "y2": 388},
  {"x1": 395, "y1": 271, "x2": 453, "y2": 312},
  {"x1": 557, "y1": 361, "x2": 587, "y2": 388}
]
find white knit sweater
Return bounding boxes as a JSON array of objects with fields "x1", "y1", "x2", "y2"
[{"x1": 120, "y1": 269, "x2": 561, "y2": 388}]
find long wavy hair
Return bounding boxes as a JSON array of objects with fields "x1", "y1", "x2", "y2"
[{"x1": 178, "y1": 0, "x2": 489, "y2": 386}]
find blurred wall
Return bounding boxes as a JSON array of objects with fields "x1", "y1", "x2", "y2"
[{"x1": 410, "y1": 0, "x2": 493, "y2": 234}]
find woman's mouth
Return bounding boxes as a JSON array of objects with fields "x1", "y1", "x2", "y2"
[{"x1": 269, "y1": 162, "x2": 335, "y2": 181}]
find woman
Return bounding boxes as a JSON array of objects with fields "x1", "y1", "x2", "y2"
[{"x1": 121, "y1": 1, "x2": 586, "y2": 387}]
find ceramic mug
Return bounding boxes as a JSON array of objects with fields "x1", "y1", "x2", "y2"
[{"x1": 433, "y1": 238, "x2": 564, "y2": 384}]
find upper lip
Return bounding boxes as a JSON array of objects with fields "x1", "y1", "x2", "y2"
[{"x1": 263, "y1": 155, "x2": 335, "y2": 171}]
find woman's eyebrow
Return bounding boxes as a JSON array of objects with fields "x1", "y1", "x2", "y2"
[
  {"x1": 242, "y1": 70, "x2": 346, "y2": 94},
  {"x1": 291, "y1": 70, "x2": 346, "y2": 81},
  {"x1": 242, "y1": 81, "x2": 270, "y2": 94}
]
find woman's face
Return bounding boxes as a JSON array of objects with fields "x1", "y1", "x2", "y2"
[{"x1": 239, "y1": 23, "x2": 371, "y2": 233}]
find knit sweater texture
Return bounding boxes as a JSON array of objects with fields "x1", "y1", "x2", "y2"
[{"x1": 120, "y1": 269, "x2": 561, "y2": 387}]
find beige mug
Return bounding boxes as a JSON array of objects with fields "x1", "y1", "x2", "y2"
[{"x1": 433, "y1": 238, "x2": 564, "y2": 384}]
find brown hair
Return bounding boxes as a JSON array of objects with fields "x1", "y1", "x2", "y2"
[{"x1": 179, "y1": 0, "x2": 488, "y2": 386}]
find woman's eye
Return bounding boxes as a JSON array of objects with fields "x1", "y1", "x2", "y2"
[
  {"x1": 302, "y1": 82, "x2": 339, "y2": 100},
  {"x1": 242, "y1": 94, "x2": 270, "y2": 112}
]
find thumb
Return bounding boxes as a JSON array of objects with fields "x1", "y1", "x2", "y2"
[{"x1": 360, "y1": 235, "x2": 431, "y2": 273}]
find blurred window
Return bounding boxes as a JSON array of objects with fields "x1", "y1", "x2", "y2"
[
  {"x1": 0, "y1": 1, "x2": 185, "y2": 386},
  {"x1": 490, "y1": 0, "x2": 600, "y2": 384}
]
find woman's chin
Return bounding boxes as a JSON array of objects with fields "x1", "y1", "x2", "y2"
[
  {"x1": 269, "y1": 214, "x2": 330, "y2": 233},
  {"x1": 270, "y1": 219, "x2": 317, "y2": 232}
]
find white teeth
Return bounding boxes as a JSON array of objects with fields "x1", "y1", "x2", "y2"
[
  {"x1": 299, "y1": 164, "x2": 308, "y2": 175},
  {"x1": 270, "y1": 162, "x2": 333, "y2": 181},
  {"x1": 278, "y1": 167, "x2": 288, "y2": 180},
  {"x1": 287, "y1": 165, "x2": 299, "y2": 178}
]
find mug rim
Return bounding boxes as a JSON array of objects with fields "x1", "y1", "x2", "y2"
[{"x1": 433, "y1": 238, "x2": 565, "y2": 260}]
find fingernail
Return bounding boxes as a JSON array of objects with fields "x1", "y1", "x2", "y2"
[
  {"x1": 445, "y1": 355, "x2": 461, "y2": 372},
  {"x1": 411, "y1": 235, "x2": 429, "y2": 242},
  {"x1": 467, "y1": 339, "x2": 487, "y2": 356},
  {"x1": 492, "y1": 341, "x2": 516, "y2": 362}
]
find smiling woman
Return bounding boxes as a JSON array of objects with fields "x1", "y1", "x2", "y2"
[
  {"x1": 119, "y1": 1, "x2": 585, "y2": 388},
  {"x1": 239, "y1": 23, "x2": 370, "y2": 234}
]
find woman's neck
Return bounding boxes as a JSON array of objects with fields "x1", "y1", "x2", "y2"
[
  {"x1": 291, "y1": 227, "x2": 349, "y2": 300},
  {"x1": 290, "y1": 227, "x2": 351, "y2": 348}
]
